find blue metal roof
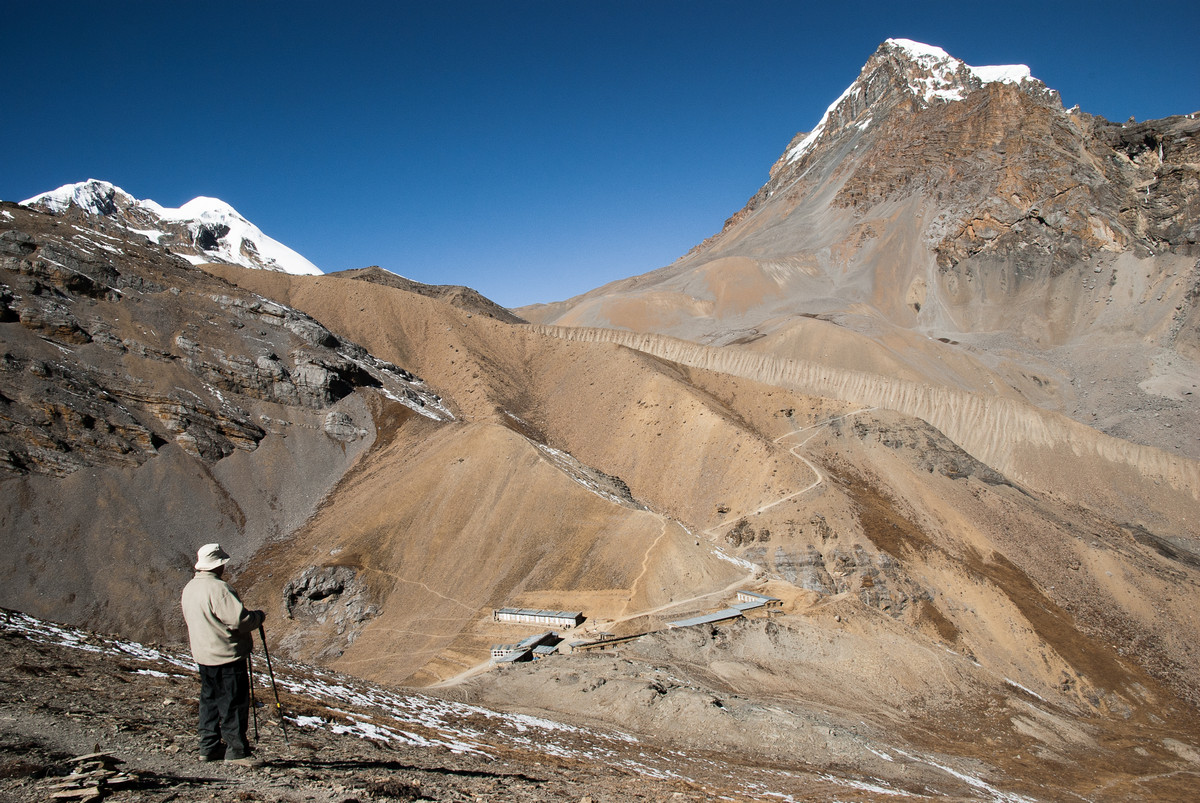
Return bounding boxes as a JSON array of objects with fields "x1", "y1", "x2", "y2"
[
  {"x1": 495, "y1": 607, "x2": 583, "y2": 619},
  {"x1": 667, "y1": 608, "x2": 745, "y2": 628},
  {"x1": 516, "y1": 631, "x2": 557, "y2": 648}
]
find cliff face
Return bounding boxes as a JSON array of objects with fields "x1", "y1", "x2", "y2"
[{"x1": 0, "y1": 202, "x2": 444, "y2": 477}]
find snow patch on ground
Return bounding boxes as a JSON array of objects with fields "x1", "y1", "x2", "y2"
[
  {"x1": 894, "y1": 747, "x2": 1037, "y2": 803},
  {"x1": 1004, "y1": 678, "x2": 1046, "y2": 701},
  {"x1": 129, "y1": 227, "x2": 166, "y2": 243},
  {"x1": 289, "y1": 715, "x2": 327, "y2": 729},
  {"x1": 72, "y1": 233, "x2": 123, "y2": 256},
  {"x1": 711, "y1": 549, "x2": 758, "y2": 571},
  {"x1": 820, "y1": 773, "x2": 909, "y2": 796},
  {"x1": 1, "y1": 610, "x2": 1035, "y2": 801},
  {"x1": 534, "y1": 442, "x2": 636, "y2": 507}
]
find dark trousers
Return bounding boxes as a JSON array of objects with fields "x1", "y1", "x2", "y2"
[{"x1": 197, "y1": 657, "x2": 252, "y2": 759}]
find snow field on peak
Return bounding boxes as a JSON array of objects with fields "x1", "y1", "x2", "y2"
[
  {"x1": 143, "y1": 195, "x2": 240, "y2": 222},
  {"x1": 885, "y1": 38, "x2": 955, "y2": 61},
  {"x1": 21, "y1": 178, "x2": 134, "y2": 215},
  {"x1": 786, "y1": 81, "x2": 861, "y2": 163},
  {"x1": 20, "y1": 179, "x2": 323, "y2": 276},
  {"x1": 972, "y1": 63, "x2": 1034, "y2": 84},
  {"x1": 885, "y1": 37, "x2": 1034, "y2": 99},
  {"x1": 141, "y1": 193, "x2": 323, "y2": 276}
]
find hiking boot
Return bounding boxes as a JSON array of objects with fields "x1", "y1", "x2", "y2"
[
  {"x1": 199, "y1": 746, "x2": 225, "y2": 762},
  {"x1": 224, "y1": 755, "x2": 261, "y2": 768}
]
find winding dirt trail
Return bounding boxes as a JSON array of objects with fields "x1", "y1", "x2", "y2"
[
  {"x1": 433, "y1": 408, "x2": 877, "y2": 688},
  {"x1": 597, "y1": 571, "x2": 756, "y2": 630},
  {"x1": 622, "y1": 520, "x2": 672, "y2": 616},
  {"x1": 706, "y1": 407, "x2": 876, "y2": 535},
  {"x1": 595, "y1": 406, "x2": 879, "y2": 629}
]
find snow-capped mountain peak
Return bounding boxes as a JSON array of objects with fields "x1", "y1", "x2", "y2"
[
  {"x1": 22, "y1": 178, "x2": 137, "y2": 217},
  {"x1": 145, "y1": 195, "x2": 239, "y2": 220},
  {"x1": 882, "y1": 38, "x2": 1037, "y2": 102},
  {"x1": 21, "y1": 179, "x2": 322, "y2": 276}
]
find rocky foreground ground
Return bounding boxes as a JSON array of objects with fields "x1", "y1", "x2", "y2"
[{"x1": 0, "y1": 611, "x2": 926, "y2": 803}]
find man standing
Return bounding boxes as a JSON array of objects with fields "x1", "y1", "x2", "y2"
[{"x1": 181, "y1": 543, "x2": 266, "y2": 767}]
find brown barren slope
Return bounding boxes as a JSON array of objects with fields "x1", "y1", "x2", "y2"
[{"x1": 204, "y1": 264, "x2": 1200, "y2": 800}]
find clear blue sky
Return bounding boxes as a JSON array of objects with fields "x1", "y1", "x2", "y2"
[{"x1": 5, "y1": 1, "x2": 1197, "y2": 308}]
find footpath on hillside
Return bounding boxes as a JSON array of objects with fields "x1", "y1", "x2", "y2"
[{"x1": 436, "y1": 408, "x2": 876, "y2": 688}]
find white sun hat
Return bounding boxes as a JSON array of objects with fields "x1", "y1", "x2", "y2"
[{"x1": 194, "y1": 543, "x2": 231, "y2": 571}]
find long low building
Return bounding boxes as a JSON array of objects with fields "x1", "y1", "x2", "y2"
[
  {"x1": 667, "y1": 607, "x2": 746, "y2": 629},
  {"x1": 493, "y1": 608, "x2": 584, "y2": 628},
  {"x1": 666, "y1": 589, "x2": 784, "y2": 629},
  {"x1": 567, "y1": 632, "x2": 647, "y2": 653}
]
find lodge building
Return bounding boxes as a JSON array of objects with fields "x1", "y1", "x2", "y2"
[{"x1": 493, "y1": 607, "x2": 584, "y2": 628}]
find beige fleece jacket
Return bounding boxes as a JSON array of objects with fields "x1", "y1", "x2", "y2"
[{"x1": 180, "y1": 570, "x2": 264, "y2": 666}]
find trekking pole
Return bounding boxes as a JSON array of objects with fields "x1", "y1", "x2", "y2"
[
  {"x1": 247, "y1": 651, "x2": 259, "y2": 742},
  {"x1": 258, "y1": 625, "x2": 289, "y2": 745}
]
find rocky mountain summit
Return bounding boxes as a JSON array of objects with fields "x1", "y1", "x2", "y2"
[
  {"x1": 751, "y1": 38, "x2": 1198, "y2": 280},
  {"x1": 521, "y1": 39, "x2": 1200, "y2": 461},
  {"x1": 338, "y1": 265, "x2": 527, "y2": 323}
]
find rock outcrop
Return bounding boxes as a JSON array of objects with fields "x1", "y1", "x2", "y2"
[
  {"x1": 0, "y1": 201, "x2": 445, "y2": 477},
  {"x1": 281, "y1": 565, "x2": 378, "y2": 659},
  {"x1": 338, "y1": 266, "x2": 527, "y2": 324}
]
